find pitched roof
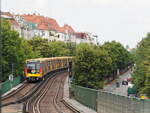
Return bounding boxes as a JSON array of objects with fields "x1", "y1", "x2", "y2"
[
  {"x1": 75, "y1": 32, "x2": 87, "y2": 39},
  {"x1": 8, "y1": 19, "x2": 19, "y2": 26},
  {"x1": 20, "y1": 14, "x2": 75, "y2": 33},
  {"x1": 1, "y1": 12, "x2": 13, "y2": 18},
  {"x1": 46, "y1": 17, "x2": 60, "y2": 31},
  {"x1": 37, "y1": 22, "x2": 50, "y2": 30},
  {"x1": 21, "y1": 14, "x2": 60, "y2": 31},
  {"x1": 2, "y1": 12, "x2": 89, "y2": 39},
  {"x1": 61, "y1": 24, "x2": 75, "y2": 33}
]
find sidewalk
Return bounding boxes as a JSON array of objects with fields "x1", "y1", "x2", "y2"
[
  {"x1": 63, "y1": 76, "x2": 97, "y2": 113},
  {"x1": 2, "y1": 104, "x2": 23, "y2": 113},
  {"x1": 2, "y1": 83, "x2": 23, "y2": 113}
]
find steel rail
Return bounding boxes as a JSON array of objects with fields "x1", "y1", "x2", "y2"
[
  {"x1": 54, "y1": 74, "x2": 81, "y2": 113},
  {"x1": 24, "y1": 70, "x2": 67, "y2": 113},
  {"x1": 2, "y1": 81, "x2": 26, "y2": 101},
  {"x1": 1, "y1": 82, "x2": 37, "y2": 107},
  {"x1": 61, "y1": 99, "x2": 82, "y2": 113},
  {"x1": 33, "y1": 74, "x2": 59, "y2": 113},
  {"x1": 2, "y1": 69, "x2": 67, "y2": 108},
  {"x1": 52, "y1": 75, "x2": 66, "y2": 113}
]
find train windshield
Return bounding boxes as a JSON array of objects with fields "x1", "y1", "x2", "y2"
[{"x1": 26, "y1": 61, "x2": 40, "y2": 74}]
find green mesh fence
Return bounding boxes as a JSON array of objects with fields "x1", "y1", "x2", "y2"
[
  {"x1": 71, "y1": 84, "x2": 98, "y2": 111},
  {"x1": 71, "y1": 84, "x2": 150, "y2": 113},
  {"x1": 1, "y1": 80, "x2": 11, "y2": 95},
  {"x1": 143, "y1": 99, "x2": 150, "y2": 113},
  {"x1": 1, "y1": 76, "x2": 21, "y2": 95},
  {"x1": 97, "y1": 91, "x2": 150, "y2": 113},
  {"x1": 12, "y1": 76, "x2": 21, "y2": 87}
]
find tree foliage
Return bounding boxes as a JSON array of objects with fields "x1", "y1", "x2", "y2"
[
  {"x1": 132, "y1": 33, "x2": 150, "y2": 97},
  {"x1": 102, "y1": 41, "x2": 133, "y2": 73},
  {"x1": 73, "y1": 41, "x2": 133, "y2": 89},
  {"x1": 1, "y1": 20, "x2": 37, "y2": 81},
  {"x1": 2, "y1": 20, "x2": 76, "y2": 81},
  {"x1": 28, "y1": 37, "x2": 76, "y2": 57},
  {"x1": 2, "y1": 19, "x2": 133, "y2": 88},
  {"x1": 73, "y1": 43, "x2": 112, "y2": 89}
]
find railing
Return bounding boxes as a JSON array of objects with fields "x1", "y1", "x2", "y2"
[{"x1": 1, "y1": 76, "x2": 22, "y2": 95}]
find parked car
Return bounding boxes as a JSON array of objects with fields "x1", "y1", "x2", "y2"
[
  {"x1": 116, "y1": 82, "x2": 120, "y2": 87},
  {"x1": 122, "y1": 80, "x2": 128, "y2": 85},
  {"x1": 127, "y1": 87, "x2": 136, "y2": 96}
]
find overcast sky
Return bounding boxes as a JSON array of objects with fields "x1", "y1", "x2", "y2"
[{"x1": 2, "y1": 0, "x2": 150, "y2": 48}]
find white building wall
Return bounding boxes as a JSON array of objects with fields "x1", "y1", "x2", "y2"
[
  {"x1": 11, "y1": 25, "x2": 22, "y2": 36},
  {"x1": 10, "y1": 15, "x2": 98, "y2": 44}
]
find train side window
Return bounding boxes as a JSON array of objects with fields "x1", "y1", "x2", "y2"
[
  {"x1": 52, "y1": 60, "x2": 55, "y2": 69},
  {"x1": 36, "y1": 64, "x2": 40, "y2": 69},
  {"x1": 61, "y1": 60, "x2": 63, "y2": 67},
  {"x1": 48, "y1": 61, "x2": 51, "y2": 66}
]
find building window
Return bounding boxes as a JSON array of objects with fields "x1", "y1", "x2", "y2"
[{"x1": 42, "y1": 31, "x2": 45, "y2": 36}]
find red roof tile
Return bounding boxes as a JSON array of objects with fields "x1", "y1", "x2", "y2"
[
  {"x1": 21, "y1": 14, "x2": 61, "y2": 31},
  {"x1": 20, "y1": 14, "x2": 76, "y2": 33},
  {"x1": 2, "y1": 12, "x2": 90, "y2": 39},
  {"x1": 61, "y1": 24, "x2": 75, "y2": 33},
  {"x1": 37, "y1": 22, "x2": 49, "y2": 30},
  {"x1": 75, "y1": 32, "x2": 87, "y2": 39}
]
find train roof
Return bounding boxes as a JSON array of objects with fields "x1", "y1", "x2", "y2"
[{"x1": 26, "y1": 56, "x2": 72, "y2": 63}]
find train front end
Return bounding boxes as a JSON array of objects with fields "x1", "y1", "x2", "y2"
[{"x1": 24, "y1": 60, "x2": 42, "y2": 82}]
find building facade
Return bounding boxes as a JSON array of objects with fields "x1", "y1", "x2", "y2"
[{"x1": 2, "y1": 12, "x2": 99, "y2": 45}]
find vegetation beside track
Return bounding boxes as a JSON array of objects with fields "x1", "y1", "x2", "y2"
[
  {"x1": 1, "y1": 20, "x2": 76, "y2": 81},
  {"x1": 132, "y1": 33, "x2": 150, "y2": 97},
  {"x1": 1, "y1": 19, "x2": 37, "y2": 81},
  {"x1": 73, "y1": 42, "x2": 133, "y2": 89},
  {"x1": 2, "y1": 19, "x2": 133, "y2": 90}
]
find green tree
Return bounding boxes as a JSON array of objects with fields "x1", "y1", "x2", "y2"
[
  {"x1": 28, "y1": 37, "x2": 73, "y2": 57},
  {"x1": 73, "y1": 41, "x2": 133, "y2": 89},
  {"x1": 49, "y1": 41, "x2": 70, "y2": 57},
  {"x1": 102, "y1": 41, "x2": 133, "y2": 77},
  {"x1": 1, "y1": 20, "x2": 36, "y2": 81},
  {"x1": 132, "y1": 33, "x2": 150, "y2": 97},
  {"x1": 66, "y1": 42, "x2": 76, "y2": 56},
  {"x1": 73, "y1": 43, "x2": 112, "y2": 89},
  {"x1": 27, "y1": 36, "x2": 50, "y2": 57}
]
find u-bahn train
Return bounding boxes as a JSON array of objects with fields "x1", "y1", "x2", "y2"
[{"x1": 24, "y1": 57, "x2": 72, "y2": 82}]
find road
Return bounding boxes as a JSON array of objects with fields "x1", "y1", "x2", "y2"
[{"x1": 103, "y1": 70, "x2": 132, "y2": 96}]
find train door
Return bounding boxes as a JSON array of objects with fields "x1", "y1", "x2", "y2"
[
  {"x1": 68, "y1": 60, "x2": 72, "y2": 77},
  {"x1": 49, "y1": 60, "x2": 52, "y2": 71},
  {"x1": 51, "y1": 60, "x2": 54, "y2": 70},
  {"x1": 56, "y1": 60, "x2": 58, "y2": 69},
  {"x1": 61, "y1": 59, "x2": 63, "y2": 68},
  {"x1": 46, "y1": 60, "x2": 49, "y2": 73},
  {"x1": 58, "y1": 59, "x2": 61, "y2": 69},
  {"x1": 47, "y1": 60, "x2": 51, "y2": 72}
]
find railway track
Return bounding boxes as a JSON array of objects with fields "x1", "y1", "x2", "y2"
[
  {"x1": 1, "y1": 70, "x2": 61, "y2": 107},
  {"x1": 2, "y1": 82, "x2": 37, "y2": 106},
  {"x1": 25, "y1": 71, "x2": 59, "y2": 113},
  {"x1": 24, "y1": 71, "x2": 80, "y2": 113},
  {"x1": 2, "y1": 70, "x2": 80, "y2": 113}
]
